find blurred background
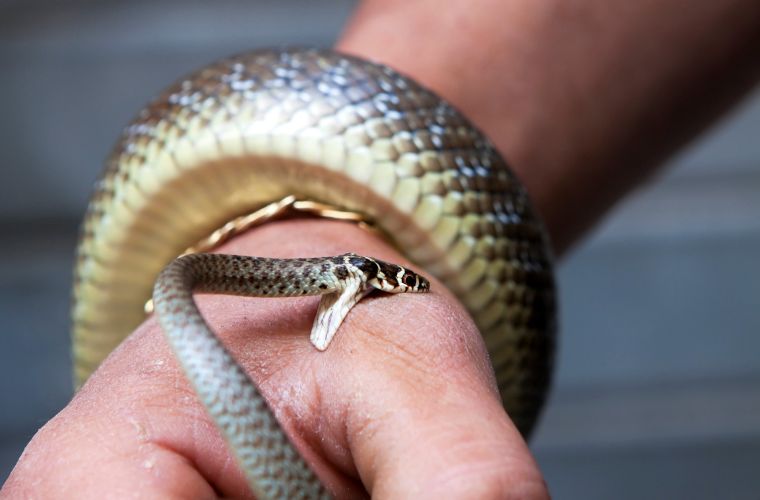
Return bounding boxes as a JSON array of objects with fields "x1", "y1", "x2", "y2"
[{"x1": 1, "y1": 1, "x2": 759, "y2": 497}]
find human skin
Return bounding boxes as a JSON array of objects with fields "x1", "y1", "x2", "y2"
[
  {"x1": 338, "y1": 0, "x2": 760, "y2": 254},
  {"x1": 4, "y1": 0, "x2": 760, "y2": 498}
]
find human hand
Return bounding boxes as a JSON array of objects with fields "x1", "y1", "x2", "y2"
[{"x1": 2, "y1": 220, "x2": 548, "y2": 499}]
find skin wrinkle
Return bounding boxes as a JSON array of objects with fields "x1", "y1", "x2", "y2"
[
  {"x1": 112, "y1": 365, "x2": 220, "y2": 484},
  {"x1": 103, "y1": 318, "x2": 255, "y2": 496},
  {"x1": 187, "y1": 403, "x2": 224, "y2": 483},
  {"x1": 191, "y1": 295, "x2": 316, "y2": 378},
  {"x1": 272, "y1": 365, "x2": 325, "y2": 453},
  {"x1": 138, "y1": 385, "x2": 250, "y2": 496},
  {"x1": 341, "y1": 374, "x2": 396, "y2": 495},
  {"x1": 79, "y1": 407, "x2": 134, "y2": 465},
  {"x1": 356, "y1": 292, "x2": 495, "y2": 399},
  {"x1": 348, "y1": 313, "x2": 434, "y2": 385},
  {"x1": 311, "y1": 345, "x2": 374, "y2": 481},
  {"x1": 373, "y1": 399, "x2": 534, "y2": 499},
  {"x1": 345, "y1": 416, "x2": 383, "y2": 495},
  {"x1": 52, "y1": 393, "x2": 220, "y2": 498},
  {"x1": 291, "y1": 367, "x2": 367, "y2": 497}
]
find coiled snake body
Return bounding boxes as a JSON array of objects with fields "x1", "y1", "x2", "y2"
[{"x1": 72, "y1": 48, "x2": 556, "y2": 497}]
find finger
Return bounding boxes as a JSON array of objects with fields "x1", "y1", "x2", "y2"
[
  {"x1": 1, "y1": 341, "x2": 234, "y2": 498},
  {"x1": 310, "y1": 263, "x2": 550, "y2": 499}
]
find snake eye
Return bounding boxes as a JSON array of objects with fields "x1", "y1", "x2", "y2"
[{"x1": 403, "y1": 274, "x2": 417, "y2": 288}]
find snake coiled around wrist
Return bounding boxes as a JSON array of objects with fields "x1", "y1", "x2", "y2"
[{"x1": 72, "y1": 48, "x2": 557, "y2": 498}]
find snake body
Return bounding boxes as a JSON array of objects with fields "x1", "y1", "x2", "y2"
[
  {"x1": 72, "y1": 48, "x2": 556, "y2": 496},
  {"x1": 153, "y1": 253, "x2": 428, "y2": 498}
]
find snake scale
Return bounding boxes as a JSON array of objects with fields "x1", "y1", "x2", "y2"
[{"x1": 72, "y1": 48, "x2": 556, "y2": 497}]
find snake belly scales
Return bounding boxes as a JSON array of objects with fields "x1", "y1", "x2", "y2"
[{"x1": 72, "y1": 48, "x2": 556, "y2": 497}]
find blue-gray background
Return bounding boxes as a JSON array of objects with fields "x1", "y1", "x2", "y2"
[{"x1": 2, "y1": 1, "x2": 759, "y2": 497}]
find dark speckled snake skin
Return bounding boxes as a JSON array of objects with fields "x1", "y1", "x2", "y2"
[{"x1": 71, "y1": 48, "x2": 557, "y2": 497}]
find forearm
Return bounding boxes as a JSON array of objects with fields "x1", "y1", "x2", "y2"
[{"x1": 337, "y1": 0, "x2": 760, "y2": 254}]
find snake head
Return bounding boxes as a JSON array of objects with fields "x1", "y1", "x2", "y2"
[{"x1": 348, "y1": 255, "x2": 430, "y2": 294}]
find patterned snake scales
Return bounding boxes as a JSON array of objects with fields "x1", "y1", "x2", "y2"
[{"x1": 72, "y1": 48, "x2": 556, "y2": 498}]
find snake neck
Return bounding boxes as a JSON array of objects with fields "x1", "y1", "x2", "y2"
[{"x1": 167, "y1": 253, "x2": 353, "y2": 297}]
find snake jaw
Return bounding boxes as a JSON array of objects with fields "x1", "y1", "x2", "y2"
[
  {"x1": 310, "y1": 268, "x2": 369, "y2": 351},
  {"x1": 309, "y1": 257, "x2": 430, "y2": 351}
]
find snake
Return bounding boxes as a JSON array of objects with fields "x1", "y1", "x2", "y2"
[{"x1": 71, "y1": 48, "x2": 556, "y2": 497}]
